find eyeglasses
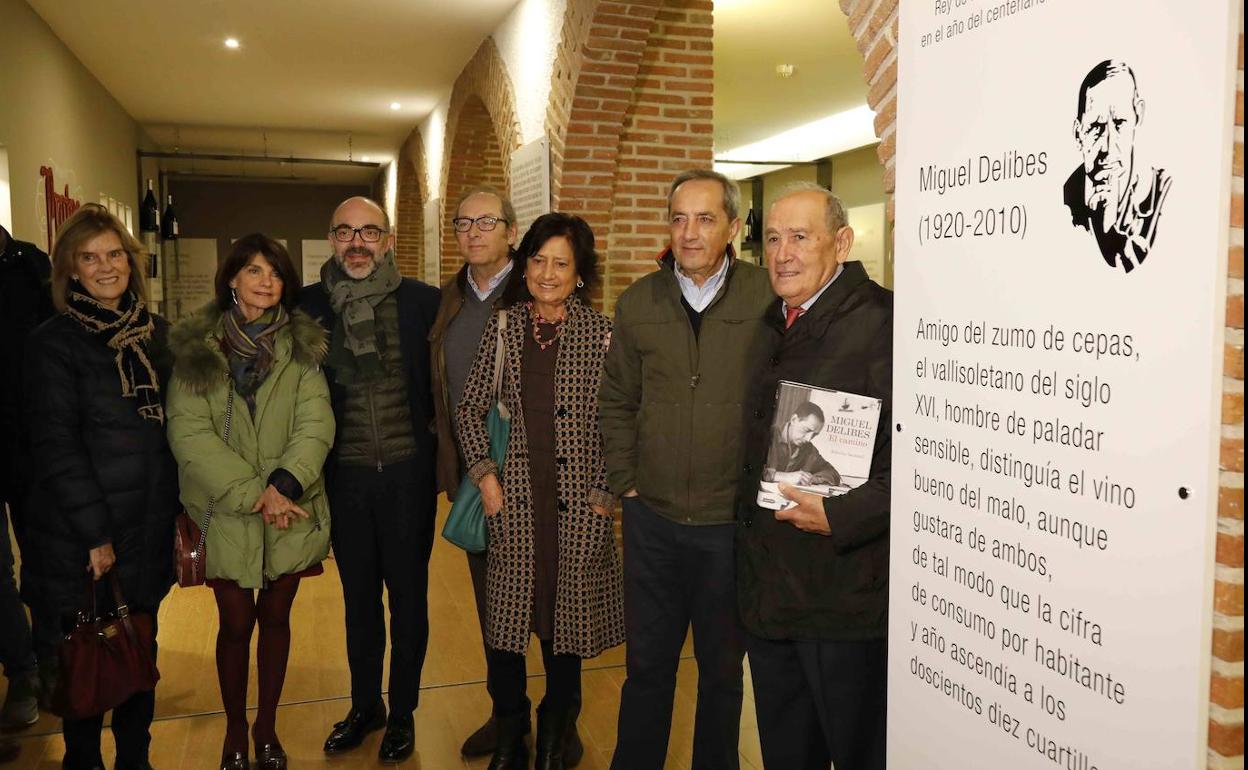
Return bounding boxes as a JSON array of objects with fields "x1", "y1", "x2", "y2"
[
  {"x1": 330, "y1": 225, "x2": 388, "y2": 243},
  {"x1": 452, "y1": 215, "x2": 508, "y2": 233}
]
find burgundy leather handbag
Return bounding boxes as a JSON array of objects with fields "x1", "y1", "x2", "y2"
[
  {"x1": 52, "y1": 573, "x2": 160, "y2": 720},
  {"x1": 173, "y1": 388, "x2": 233, "y2": 587}
]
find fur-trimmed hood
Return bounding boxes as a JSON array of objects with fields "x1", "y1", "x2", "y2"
[{"x1": 169, "y1": 303, "x2": 327, "y2": 395}]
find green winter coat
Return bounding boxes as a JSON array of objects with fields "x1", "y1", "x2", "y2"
[{"x1": 166, "y1": 305, "x2": 335, "y2": 588}]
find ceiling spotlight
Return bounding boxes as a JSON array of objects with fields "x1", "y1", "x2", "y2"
[
  {"x1": 389, "y1": 102, "x2": 401, "y2": 111},
  {"x1": 361, "y1": 155, "x2": 371, "y2": 162},
  {"x1": 775, "y1": 63, "x2": 795, "y2": 78},
  {"x1": 224, "y1": 37, "x2": 241, "y2": 49}
]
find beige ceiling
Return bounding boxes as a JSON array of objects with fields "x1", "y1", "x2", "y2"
[
  {"x1": 714, "y1": 0, "x2": 869, "y2": 155},
  {"x1": 27, "y1": 0, "x2": 520, "y2": 181},
  {"x1": 27, "y1": 0, "x2": 870, "y2": 184}
]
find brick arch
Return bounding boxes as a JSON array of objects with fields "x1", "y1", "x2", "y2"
[
  {"x1": 440, "y1": 38, "x2": 521, "y2": 283},
  {"x1": 545, "y1": 0, "x2": 713, "y2": 312},
  {"x1": 394, "y1": 128, "x2": 427, "y2": 278}
]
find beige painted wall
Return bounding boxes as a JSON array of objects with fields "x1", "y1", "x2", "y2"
[
  {"x1": 0, "y1": 0, "x2": 148, "y2": 249},
  {"x1": 734, "y1": 144, "x2": 890, "y2": 285}
]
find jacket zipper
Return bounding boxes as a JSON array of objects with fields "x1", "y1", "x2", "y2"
[{"x1": 367, "y1": 386, "x2": 383, "y2": 473}]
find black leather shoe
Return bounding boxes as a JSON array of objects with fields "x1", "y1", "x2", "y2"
[
  {"x1": 219, "y1": 752, "x2": 249, "y2": 770},
  {"x1": 0, "y1": 736, "x2": 20, "y2": 763},
  {"x1": 378, "y1": 712, "x2": 415, "y2": 764},
  {"x1": 461, "y1": 715, "x2": 497, "y2": 757},
  {"x1": 256, "y1": 742, "x2": 287, "y2": 770},
  {"x1": 323, "y1": 701, "x2": 387, "y2": 754}
]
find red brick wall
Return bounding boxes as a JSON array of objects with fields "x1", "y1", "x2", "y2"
[
  {"x1": 439, "y1": 38, "x2": 521, "y2": 285},
  {"x1": 394, "y1": 130, "x2": 426, "y2": 278},
  {"x1": 552, "y1": 0, "x2": 713, "y2": 313},
  {"x1": 841, "y1": 1, "x2": 1245, "y2": 765},
  {"x1": 442, "y1": 97, "x2": 509, "y2": 284},
  {"x1": 1210, "y1": 26, "x2": 1245, "y2": 768}
]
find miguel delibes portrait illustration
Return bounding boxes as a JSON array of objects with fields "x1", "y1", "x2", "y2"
[{"x1": 1063, "y1": 59, "x2": 1173, "y2": 274}]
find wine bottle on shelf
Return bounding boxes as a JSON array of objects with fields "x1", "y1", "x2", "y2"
[
  {"x1": 139, "y1": 180, "x2": 159, "y2": 233},
  {"x1": 744, "y1": 206, "x2": 758, "y2": 247},
  {"x1": 160, "y1": 194, "x2": 179, "y2": 241}
]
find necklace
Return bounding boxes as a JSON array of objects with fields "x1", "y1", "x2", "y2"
[{"x1": 528, "y1": 302, "x2": 566, "y2": 350}]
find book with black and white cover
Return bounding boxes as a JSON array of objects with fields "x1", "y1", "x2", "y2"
[{"x1": 756, "y1": 380, "x2": 882, "y2": 511}]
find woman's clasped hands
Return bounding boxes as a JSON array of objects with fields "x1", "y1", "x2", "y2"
[{"x1": 252, "y1": 483, "x2": 310, "y2": 529}]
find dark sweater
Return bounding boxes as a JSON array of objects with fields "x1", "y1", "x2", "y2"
[{"x1": 443, "y1": 280, "x2": 508, "y2": 430}]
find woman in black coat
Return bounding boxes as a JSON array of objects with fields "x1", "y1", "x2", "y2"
[{"x1": 23, "y1": 204, "x2": 179, "y2": 770}]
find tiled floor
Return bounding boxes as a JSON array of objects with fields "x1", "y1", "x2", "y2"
[{"x1": 1, "y1": 500, "x2": 763, "y2": 769}]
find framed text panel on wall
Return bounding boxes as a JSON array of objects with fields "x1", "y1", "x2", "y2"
[{"x1": 889, "y1": 2, "x2": 1239, "y2": 769}]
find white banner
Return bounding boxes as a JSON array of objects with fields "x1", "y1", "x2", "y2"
[{"x1": 889, "y1": 2, "x2": 1238, "y2": 769}]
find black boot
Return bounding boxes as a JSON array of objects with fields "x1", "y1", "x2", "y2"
[
  {"x1": 461, "y1": 715, "x2": 498, "y2": 757},
  {"x1": 534, "y1": 701, "x2": 576, "y2": 770},
  {"x1": 563, "y1": 694, "x2": 583, "y2": 768},
  {"x1": 486, "y1": 711, "x2": 530, "y2": 770}
]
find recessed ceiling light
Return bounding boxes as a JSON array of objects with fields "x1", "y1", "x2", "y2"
[
  {"x1": 389, "y1": 102, "x2": 401, "y2": 111},
  {"x1": 224, "y1": 37, "x2": 241, "y2": 49},
  {"x1": 775, "y1": 64, "x2": 795, "y2": 78},
  {"x1": 361, "y1": 155, "x2": 371, "y2": 162}
]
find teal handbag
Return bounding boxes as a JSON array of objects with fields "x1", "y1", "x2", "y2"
[{"x1": 443, "y1": 314, "x2": 511, "y2": 553}]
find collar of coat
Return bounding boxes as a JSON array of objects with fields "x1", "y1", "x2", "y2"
[
  {"x1": 765, "y1": 260, "x2": 872, "y2": 336},
  {"x1": 169, "y1": 302, "x2": 328, "y2": 395}
]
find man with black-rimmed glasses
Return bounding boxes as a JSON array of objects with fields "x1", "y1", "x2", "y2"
[{"x1": 300, "y1": 195, "x2": 441, "y2": 764}]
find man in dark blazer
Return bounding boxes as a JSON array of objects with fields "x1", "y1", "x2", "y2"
[
  {"x1": 736, "y1": 183, "x2": 892, "y2": 770},
  {"x1": 299, "y1": 196, "x2": 441, "y2": 764}
]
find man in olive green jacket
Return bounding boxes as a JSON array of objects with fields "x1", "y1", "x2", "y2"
[{"x1": 600, "y1": 169, "x2": 774, "y2": 770}]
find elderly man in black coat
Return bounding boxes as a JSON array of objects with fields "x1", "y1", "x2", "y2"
[{"x1": 736, "y1": 183, "x2": 892, "y2": 770}]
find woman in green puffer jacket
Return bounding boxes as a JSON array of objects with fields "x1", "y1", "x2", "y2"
[{"x1": 166, "y1": 234, "x2": 334, "y2": 770}]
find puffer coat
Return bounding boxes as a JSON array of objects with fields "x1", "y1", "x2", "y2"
[
  {"x1": 23, "y1": 313, "x2": 179, "y2": 619},
  {"x1": 166, "y1": 305, "x2": 334, "y2": 589}
]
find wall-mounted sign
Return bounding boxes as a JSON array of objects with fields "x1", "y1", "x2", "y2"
[
  {"x1": 40, "y1": 166, "x2": 81, "y2": 249},
  {"x1": 301, "y1": 239, "x2": 334, "y2": 287},
  {"x1": 424, "y1": 197, "x2": 441, "y2": 286},
  {"x1": 509, "y1": 137, "x2": 551, "y2": 241},
  {"x1": 889, "y1": 1, "x2": 1237, "y2": 769}
]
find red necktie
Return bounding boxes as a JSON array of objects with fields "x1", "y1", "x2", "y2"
[{"x1": 784, "y1": 306, "x2": 805, "y2": 329}]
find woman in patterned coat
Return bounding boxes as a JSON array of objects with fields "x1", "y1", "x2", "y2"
[{"x1": 456, "y1": 212, "x2": 623, "y2": 770}]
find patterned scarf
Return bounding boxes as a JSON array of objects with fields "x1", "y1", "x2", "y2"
[
  {"x1": 65, "y1": 286, "x2": 164, "y2": 423},
  {"x1": 222, "y1": 304, "x2": 289, "y2": 408},
  {"x1": 321, "y1": 249, "x2": 401, "y2": 384}
]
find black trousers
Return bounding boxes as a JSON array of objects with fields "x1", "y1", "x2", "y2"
[
  {"x1": 0, "y1": 503, "x2": 35, "y2": 680},
  {"x1": 486, "y1": 639, "x2": 581, "y2": 716},
  {"x1": 466, "y1": 548, "x2": 495, "y2": 704},
  {"x1": 330, "y1": 459, "x2": 436, "y2": 715},
  {"x1": 747, "y1": 634, "x2": 887, "y2": 770},
  {"x1": 610, "y1": 497, "x2": 745, "y2": 770},
  {"x1": 61, "y1": 610, "x2": 159, "y2": 770}
]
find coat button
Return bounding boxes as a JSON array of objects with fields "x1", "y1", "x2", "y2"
[
  {"x1": 556, "y1": 456, "x2": 567, "y2": 465},
  {"x1": 753, "y1": 409, "x2": 765, "y2": 419},
  {"x1": 556, "y1": 406, "x2": 568, "y2": 418},
  {"x1": 769, "y1": 356, "x2": 780, "y2": 366},
  {"x1": 558, "y1": 500, "x2": 569, "y2": 512},
  {"x1": 743, "y1": 464, "x2": 752, "y2": 474},
  {"x1": 743, "y1": 517, "x2": 753, "y2": 527}
]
